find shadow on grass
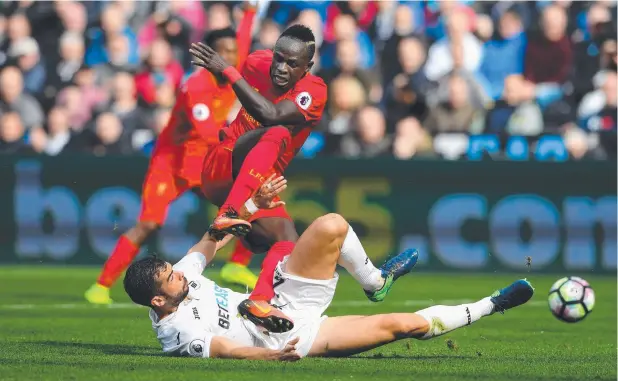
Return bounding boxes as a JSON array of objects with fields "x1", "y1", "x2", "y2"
[{"x1": 25, "y1": 340, "x2": 161, "y2": 357}]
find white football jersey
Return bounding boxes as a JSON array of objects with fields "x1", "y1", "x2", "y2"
[{"x1": 149, "y1": 253, "x2": 255, "y2": 358}]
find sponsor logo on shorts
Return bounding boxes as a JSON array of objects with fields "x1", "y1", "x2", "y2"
[{"x1": 465, "y1": 307, "x2": 471, "y2": 325}]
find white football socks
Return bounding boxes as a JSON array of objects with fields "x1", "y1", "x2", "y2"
[
  {"x1": 415, "y1": 297, "x2": 495, "y2": 339},
  {"x1": 338, "y1": 224, "x2": 385, "y2": 292}
]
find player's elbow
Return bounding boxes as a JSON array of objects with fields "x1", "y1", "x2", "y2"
[{"x1": 255, "y1": 108, "x2": 281, "y2": 126}]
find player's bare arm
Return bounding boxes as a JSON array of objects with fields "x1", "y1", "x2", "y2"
[
  {"x1": 190, "y1": 42, "x2": 306, "y2": 126},
  {"x1": 210, "y1": 336, "x2": 300, "y2": 361}
]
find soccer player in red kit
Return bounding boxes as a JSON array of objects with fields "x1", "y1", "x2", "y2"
[
  {"x1": 190, "y1": 24, "x2": 327, "y2": 331},
  {"x1": 84, "y1": 5, "x2": 258, "y2": 305}
]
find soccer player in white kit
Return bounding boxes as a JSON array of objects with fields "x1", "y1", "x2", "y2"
[{"x1": 123, "y1": 176, "x2": 535, "y2": 361}]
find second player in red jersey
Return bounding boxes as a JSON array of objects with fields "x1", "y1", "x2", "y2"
[
  {"x1": 85, "y1": 5, "x2": 258, "y2": 305},
  {"x1": 190, "y1": 25, "x2": 327, "y2": 332}
]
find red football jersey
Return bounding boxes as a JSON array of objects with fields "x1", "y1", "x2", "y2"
[
  {"x1": 153, "y1": 8, "x2": 256, "y2": 154},
  {"x1": 221, "y1": 49, "x2": 327, "y2": 171}
]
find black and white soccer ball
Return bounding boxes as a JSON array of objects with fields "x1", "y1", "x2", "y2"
[{"x1": 548, "y1": 276, "x2": 595, "y2": 323}]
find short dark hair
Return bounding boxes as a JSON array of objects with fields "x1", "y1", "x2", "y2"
[
  {"x1": 279, "y1": 24, "x2": 316, "y2": 60},
  {"x1": 123, "y1": 256, "x2": 167, "y2": 307},
  {"x1": 203, "y1": 28, "x2": 237, "y2": 49}
]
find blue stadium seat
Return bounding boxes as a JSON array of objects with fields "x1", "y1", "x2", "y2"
[
  {"x1": 505, "y1": 136, "x2": 530, "y2": 161},
  {"x1": 535, "y1": 135, "x2": 568, "y2": 162},
  {"x1": 467, "y1": 135, "x2": 500, "y2": 160},
  {"x1": 299, "y1": 131, "x2": 325, "y2": 158}
]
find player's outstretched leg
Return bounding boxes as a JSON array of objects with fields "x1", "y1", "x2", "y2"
[
  {"x1": 309, "y1": 279, "x2": 534, "y2": 357},
  {"x1": 220, "y1": 239, "x2": 258, "y2": 289},
  {"x1": 85, "y1": 221, "x2": 157, "y2": 304},
  {"x1": 336, "y1": 224, "x2": 418, "y2": 302},
  {"x1": 212, "y1": 127, "x2": 291, "y2": 231}
]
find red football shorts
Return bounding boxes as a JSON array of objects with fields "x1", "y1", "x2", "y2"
[
  {"x1": 201, "y1": 139, "x2": 292, "y2": 223},
  {"x1": 139, "y1": 143, "x2": 210, "y2": 225}
]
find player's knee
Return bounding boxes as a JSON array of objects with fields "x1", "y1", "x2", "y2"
[
  {"x1": 135, "y1": 221, "x2": 159, "y2": 237},
  {"x1": 314, "y1": 213, "x2": 348, "y2": 241},
  {"x1": 263, "y1": 126, "x2": 291, "y2": 146}
]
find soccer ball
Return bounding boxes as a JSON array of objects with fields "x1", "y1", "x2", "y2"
[{"x1": 548, "y1": 276, "x2": 595, "y2": 323}]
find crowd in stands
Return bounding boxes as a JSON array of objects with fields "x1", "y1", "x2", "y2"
[{"x1": 0, "y1": 0, "x2": 616, "y2": 160}]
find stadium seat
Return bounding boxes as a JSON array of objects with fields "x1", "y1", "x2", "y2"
[
  {"x1": 535, "y1": 135, "x2": 568, "y2": 162},
  {"x1": 433, "y1": 133, "x2": 469, "y2": 160},
  {"x1": 505, "y1": 136, "x2": 530, "y2": 161},
  {"x1": 299, "y1": 131, "x2": 325, "y2": 158},
  {"x1": 467, "y1": 135, "x2": 500, "y2": 160}
]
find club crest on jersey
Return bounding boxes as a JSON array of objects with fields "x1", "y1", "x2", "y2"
[
  {"x1": 295, "y1": 92, "x2": 312, "y2": 110},
  {"x1": 192, "y1": 103, "x2": 210, "y2": 121},
  {"x1": 188, "y1": 339, "x2": 205, "y2": 357}
]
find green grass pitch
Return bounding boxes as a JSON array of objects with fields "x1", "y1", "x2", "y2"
[{"x1": 0, "y1": 267, "x2": 615, "y2": 381}]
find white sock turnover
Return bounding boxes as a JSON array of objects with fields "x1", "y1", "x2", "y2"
[
  {"x1": 338, "y1": 224, "x2": 385, "y2": 292},
  {"x1": 414, "y1": 297, "x2": 495, "y2": 339}
]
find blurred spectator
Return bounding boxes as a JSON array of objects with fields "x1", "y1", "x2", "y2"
[
  {"x1": 474, "y1": 14, "x2": 494, "y2": 43},
  {"x1": 383, "y1": 37, "x2": 431, "y2": 128},
  {"x1": 86, "y1": 3, "x2": 139, "y2": 67},
  {"x1": 56, "y1": 67, "x2": 108, "y2": 131},
  {"x1": 573, "y1": 4, "x2": 614, "y2": 102},
  {"x1": 7, "y1": 12, "x2": 31, "y2": 51},
  {"x1": 90, "y1": 112, "x2": 135, "y2": 156},
  {"x1": 323, "y1": 75, "x2": 367, "y2": 154},
  {"x1": 8, "y1": 36, "x2": 46, "y2": 95},
  {"x1": 380, "y1": 4, "x2": 420, "y2": 85},
  {"x1": 0, "y1": 1, "x2": 613, "y2": 161},
  {"x1": 480, "y1": 8, "x2": 526, "y2": 100},
  {"x1": 424, "y1": 74, "x2": 484, "y2": 133},
  {"x1": 340, "y1": 106, "x2": 391, "y2": 158},
  {"x1": 141, "y1": 107, "x2": 172, "y2": 156},
  {"x1": 0, "y1": 66, "x2": 43, "y2": 130},
  {"x1": 392, "y1": 117, "x2": 433, "y2": 160},
  {"x1": 295, "y1": 9, "x2": 324, "y2": 49},
  {"x1": 28, "y1": 124, "x2": 47, "y2": 154},
  {"x1": 93, "y1": 34, "x2": 138, "y2": 88},
  {"x1": 318, "y1": 39, "x2": 375, "y2": 100},
  {"x1": 524, "y1": 5, "x2": 572, "y2": 85},
  {"x1": 0, "y1": 112, "x2": 33, "y2": 154},
  {"x1": 134, "y1": 38, "x2": 183, "y2": 105},
  {"x1": 44, "y1": 106, "x2": 74, "y2": 156},
  {"x1": 484, "y1": 74, "x2": 544, "y2": 136},
  {"x1": 55, "y1": 1, "x2": 88, "y2": 36},
  {"x1": 138, "y1": 1, "x2": 205, "y2": 70},
  {"x1": 252, "y1": 18, "x2": 281, "y2": 51},
  {"x1": 321, "y1": 14, "x2": 375, "y2": 70},
  {"x1": 50, "y1": 32, "x2": 85, "y2": 91},
  {"x1": 425, "y1": 6, "x2": 483, "y2": 81},
  {"x1": 99, "y1": 71, "x2": 149, "y2": 135}
]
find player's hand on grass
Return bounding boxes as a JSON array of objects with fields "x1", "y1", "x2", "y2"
[
  {"x1": 276, "y1": 337, "x2": 301, "y2": 361},
  {"x1": 190, "y1": 42, "x2": 230, "y2": 74},
  {"x1": 252, "y1": 174, "x2": 287, "y2": 210}
]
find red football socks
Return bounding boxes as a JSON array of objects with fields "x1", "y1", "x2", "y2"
[
  {"x1": 249, "y1": 241, "x2": 295, "y2": 301},
  {"x1": 219, "y1": 127, "x2": 291, "y2": 215},
  {"x1": 97, "y1": 236, "x2": 140, "y2": 288},
  {"x1": 229, "y1": 240, "x2": 253, "y2": 266}
]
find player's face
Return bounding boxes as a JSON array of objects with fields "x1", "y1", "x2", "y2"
[
  {"x1": 214, "y1": 38, "x2": 239, "y2": 68},
  {"x1": 152, "y1": 262, "x2": 189, "y2": 308},
  {"x1": 270, "y1": 40, "x2": 312, "y2": 91}
]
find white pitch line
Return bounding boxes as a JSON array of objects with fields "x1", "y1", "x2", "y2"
[{"x1": 0, "y1": 300, "x2": 548, "y2": 310}]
